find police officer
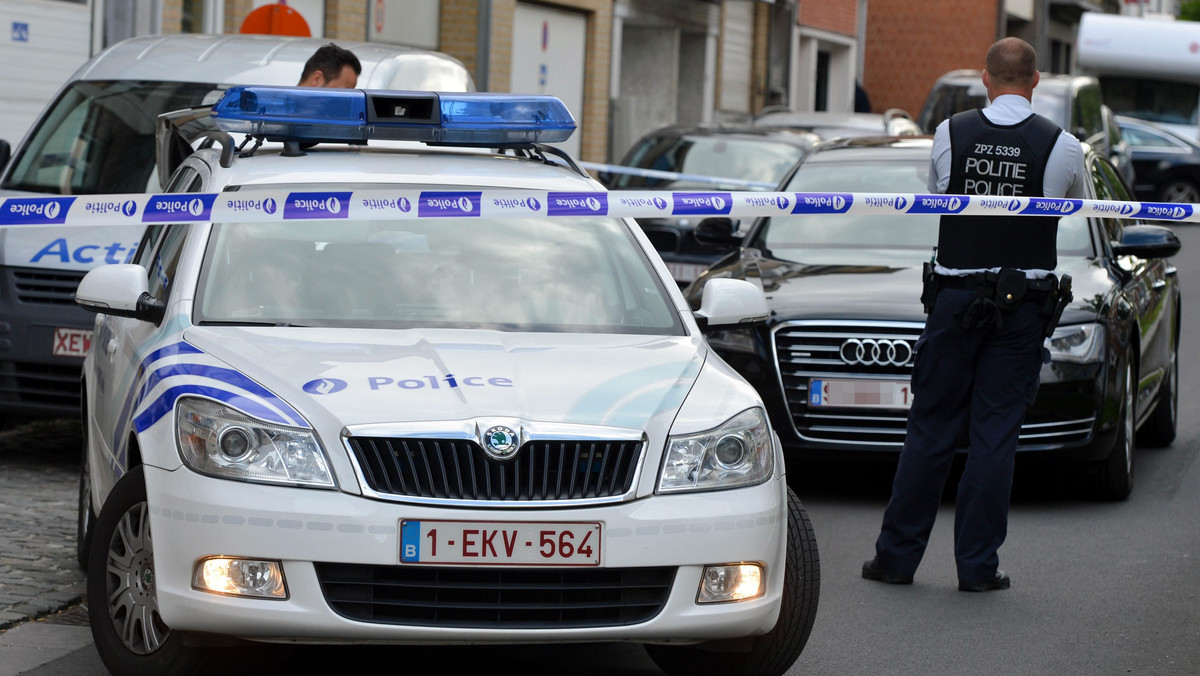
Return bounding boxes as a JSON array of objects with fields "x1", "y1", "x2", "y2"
[
  {"x1": 862, "y1": 37, "x2": 1087, "y2": 592},
  {"x1": 298, "y1": 43, "x2": 362, "y2": 88}
]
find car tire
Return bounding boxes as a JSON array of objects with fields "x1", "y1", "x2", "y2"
[
  {"x1": 75, "y1": 414, "x2": 95, "y2": 572},
  {"x1": 87, "y1": 465, "x2": 212, "y2": 676},
  {"x1": 1137, "y1": 347, "x2": 1178, "y2": 448},
  {"x1": 1158, "y1": 178, "x2": 1200, "y2": 204},
  {"x1": 1095, "y1": 358, "x2": 1136, "y2": 501},
  {"x1": 644, "y1": 485, "x2": 820, "y2": 676}
]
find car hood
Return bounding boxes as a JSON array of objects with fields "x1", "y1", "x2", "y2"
[
  {"x1": 179, "y1": 326, "x2": 706, "y2": 430},
  {"x1": 711, "y1": 247, "x2": 1107, "y2": 325}
]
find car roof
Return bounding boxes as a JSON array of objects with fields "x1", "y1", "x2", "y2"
[
  {"x1": 71, "y1": 34, "x2": 475, "y2": 91},
  {"x1": 798, "y1": 135, "x2": 934, "y2": 162},
  {"x1": 930, "y1": 69, "x2": 1096, "y2": 91},
  {"x1": 198, "y1": 143, "x2": 603, "y2": 193},
  {"x1": 630, "y1": 123, "x2": 820, "y2": 147}
]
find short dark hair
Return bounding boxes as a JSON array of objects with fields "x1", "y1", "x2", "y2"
[
  {"x1": 985, "y1": 38, "x2": 1037, "y2": 89},
  {"x1": 299, "y1": 43, "x2": 362, "y2": 84}
]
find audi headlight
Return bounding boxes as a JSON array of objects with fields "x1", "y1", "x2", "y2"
[
  {"x1": 1045, "y1": 323, "x2": 1105, "y2": 364},
  {"x1": 177, "y1": 398, "x2": 334, "y2": 488},
  {"x1": 659, "y1": 408, "x2": 773, "y2": 493}
]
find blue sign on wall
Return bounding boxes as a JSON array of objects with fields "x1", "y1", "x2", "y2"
[{"x1": 12, "y1": 22, "x2": 29, "y2": 42}]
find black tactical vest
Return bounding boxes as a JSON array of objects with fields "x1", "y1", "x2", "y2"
[{"x1": 937, "y1": 109, "x2": 1062, "y2": 271}]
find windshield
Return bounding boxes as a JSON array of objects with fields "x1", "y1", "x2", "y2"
[
  {"x1": 613, "y1": 135, "x2": 809, "y2": 190},
  {"x1": 196, "y1": 212, "x2": 684, "y2": 335},
  {"x1": 754, "y1": 157, "x2": 1095, "y2": 263},
  {"x1": 4, "y1": 80, "x2": 222, "y2": 195},
  {"x1": 1099, "y1": 76, "x2": 1200, "y2": 126}
]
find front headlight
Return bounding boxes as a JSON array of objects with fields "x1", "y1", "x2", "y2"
[
  {"x1": 658, "y1": 407, "x2": 773, "y2": 493},
  {"x1": 176, "y1": 397, "x2": 334, "y2": 488},
  {"x1": 1045, "y1": 323, "x2": 1105, "y2": 364}
]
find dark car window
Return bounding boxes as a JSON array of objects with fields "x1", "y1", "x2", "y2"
[
  {"x1": 1090, "y1": 155, "x2": 1129, "y2": 244},
  {"x1": 1074, "y1": 84, "x2": 1105, "y2": 143},
  {"x1": 3, "y1": 80, "x2": 221, "y2": 195},
  {"x1": 614, "y1": 135, "x2": 809, "y2": 190},
  {"x1": 1100, "y1": 76, "x2": 1200, "y2": 126}
]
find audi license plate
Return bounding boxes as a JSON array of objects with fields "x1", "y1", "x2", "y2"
[
  {"x1": 400, "y1": 520, "x2": 601, "y2": 566},
  {"x1": 809, "y1": 378, "x2": 913, "y2": 409}
]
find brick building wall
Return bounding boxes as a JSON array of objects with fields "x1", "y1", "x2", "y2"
[
  {"x1": 797, "y1": 0, "x2": 858, "y2": 36},
  {"x1": 863, "y1": 0, "x2": 998, "y2": 120}
]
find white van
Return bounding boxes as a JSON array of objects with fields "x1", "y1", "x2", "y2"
[
  {"x1": 1076, "y1": 11, "x2": 1200, "y2": 142},
  {"x1": 0, "y1": 34, "x2": 473, "y2": 426}
]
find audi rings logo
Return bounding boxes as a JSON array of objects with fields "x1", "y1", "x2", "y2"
[{"x1": 839, "y1": 338, "x2": 914, "y2": 367}]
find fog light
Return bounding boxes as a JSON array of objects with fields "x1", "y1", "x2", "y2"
[
  {"x1": 192, "y1": 557, "x2": 287, "y2": 599},
  {"x1": 697, "y1": 563, "x2": 764, "y2": 603}
]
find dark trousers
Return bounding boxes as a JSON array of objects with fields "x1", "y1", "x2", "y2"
[{"x1": 873, "y1": 287, "x2": 1046, "y2": 583}]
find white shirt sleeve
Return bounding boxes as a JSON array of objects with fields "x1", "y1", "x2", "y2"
[
  {"x1": 1043, "y1": 132, "x2": 1088, "y2": 199},
  {"x1": 928, "y1": 119, "x2": 952, "y2": 194}
]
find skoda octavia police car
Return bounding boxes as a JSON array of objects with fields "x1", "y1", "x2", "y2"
[{"x1": 73, "y1": 87, "x2": 818, "y2": 676}]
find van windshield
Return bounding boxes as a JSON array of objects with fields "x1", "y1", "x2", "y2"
[
  {"x1": 1099, "y1": 76, "x2": 1199, "y2": 126},
  {"x1": 3, "y1": 80, "x2": 221, "y2": 195}
]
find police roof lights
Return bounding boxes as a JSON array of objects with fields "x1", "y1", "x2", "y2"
[{"x1": 210, "y1": 85, "x2": 576, "y2": 146}]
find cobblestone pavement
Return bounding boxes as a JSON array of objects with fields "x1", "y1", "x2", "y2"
[{"x1": 0, "y1": 420, "x2": 86, "y2": 630}]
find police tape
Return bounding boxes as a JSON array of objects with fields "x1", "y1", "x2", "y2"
[{"x1": 0, "y1": 189, "x2": 1193, "y2": 227}]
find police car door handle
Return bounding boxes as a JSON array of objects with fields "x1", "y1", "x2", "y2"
[
  {"x1": 1166, "y1": 265, "x2": 1178, "y2": 277},
  {"x1": 104, "y1": 338, "x2": 118, "y2": 358},
  {"x1": 1152, "y1": 279, "x2": 1167, "y2": 290}
]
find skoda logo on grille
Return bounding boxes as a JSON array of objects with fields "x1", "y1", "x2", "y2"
[
  {"x1": 840, "y1": 338, "x2": 914, "y2": 367},
  {"x1": 482, "y1": 425, "x2": 519, "y2": 460}
]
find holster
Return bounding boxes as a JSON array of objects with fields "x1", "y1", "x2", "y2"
[
  {"x1": 921, "y1": 262, "x2": 937, "y2": 314},
  {"x1": 1042, "y1": 273, "x2": 1073, "y2": 337}
]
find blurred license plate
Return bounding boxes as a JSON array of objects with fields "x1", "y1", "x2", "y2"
[
  {"x1": 809, "y1": 379, "x2": 912, "y2": 409},
  {"x1": 52, "y1": 328, "x2": 92, "y2": 357},
  {"x1": 400, "y1": 520, "x2": 601, "y2": 566}
]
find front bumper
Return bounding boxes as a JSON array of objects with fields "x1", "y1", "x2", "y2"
[{"x1": 144, "y1": 464, "x2": 788, "y2": 644}]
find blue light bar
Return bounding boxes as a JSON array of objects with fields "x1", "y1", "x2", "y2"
[{"x1": 210, "y1": 86, "x2": 576, "y2": 146}]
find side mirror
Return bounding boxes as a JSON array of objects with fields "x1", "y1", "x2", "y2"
[
  {"x1": 1112, "y1": 224, "x2": 1182, "y2": 259},
  {"x1": 695, "y1": 217, "x2": 743, "y2": 247},
  {"x1": 694, "y1": 278, "x2": 769, "y2": 330},
  {"x1": 75, "y1": 264, "x2": 166, "y2": 325}
]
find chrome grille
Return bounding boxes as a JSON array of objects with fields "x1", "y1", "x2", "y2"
[
  {"x1": 315, "y1": 563, "x2": 675, "y2": 628},
  {"x1": 771, "y1": 320, "x2": 1096, "y2": 448},
  {"x1": 13, "y1": 269, "x2": 85, "y2": 305},
  {"x1": 346, "y1": 437, "x2": 643, "y2": 502}
]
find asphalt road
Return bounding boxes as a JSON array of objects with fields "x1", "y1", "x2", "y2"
[{"x1": 6, "y1": 224, "x2": 1200, "y2": 675}]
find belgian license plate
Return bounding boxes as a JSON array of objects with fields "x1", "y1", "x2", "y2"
[
  {"x1": 52, "y1": 328, "x2": 92, "y2": 358},
  {"x1": 809, "y1": 378, "x2": 913, "y2": 409},
  {"x1": 400, "y1": 520, "x2": 602, "y2": 566}
]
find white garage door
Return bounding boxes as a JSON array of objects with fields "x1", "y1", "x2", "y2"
[{"x1": 511, "y1": 2, "x2": 587, "y2": 158}]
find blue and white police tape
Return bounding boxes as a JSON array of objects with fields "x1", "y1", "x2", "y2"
[{"x1": 0, "y1": 190, "x2": 1192, "y2": 227}]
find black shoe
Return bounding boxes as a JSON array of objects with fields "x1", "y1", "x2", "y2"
[
  {"x1": 958, "y1": 570, "x2": 1011, "y2": 592},
  {"x1": 861, "y1": 558, "x2": 913, "y2": 585}
]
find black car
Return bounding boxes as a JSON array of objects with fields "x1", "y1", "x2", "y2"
[
  {"x1": 604, "y1": 124, "x2": 819, "y2": 285},
  {"x1": 1116, "y1": 115, "x2": 1200, "y2": 204},
  {"x1": 688, "y1": 136, "x2": 1181, "y2": 500}
]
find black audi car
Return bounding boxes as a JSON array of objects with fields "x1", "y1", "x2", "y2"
[
  {"x1": 687, "y1": 136, "x2": 1181, "y2": 500},
  {"x1": 1116, "y1": 115, "x2": 1200, "y2": 204}
]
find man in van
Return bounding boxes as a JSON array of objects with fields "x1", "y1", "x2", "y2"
[{"x1": 297, "y1": 43, "x2": 361, "y2": 88}]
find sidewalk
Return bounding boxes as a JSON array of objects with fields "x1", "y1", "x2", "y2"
[{"x1": 0, "y1": 420, "x2": 87, "y2": 631}]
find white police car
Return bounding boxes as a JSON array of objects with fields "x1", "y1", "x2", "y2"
[{"x1": 74, "y1": 86, "x2": 819, "y2": 676}]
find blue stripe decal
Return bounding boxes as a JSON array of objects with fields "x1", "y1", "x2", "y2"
[
  {"x1": 133, "y1": 385, "x2": 293, "y2": 432},
  {"x1": 137, "y1": 363, "x2": 307, "y2": 428}
]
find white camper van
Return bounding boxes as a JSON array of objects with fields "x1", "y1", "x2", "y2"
[
  {"x1": 0, "y1": 34, "x2": 473, "y2": 426},
  {"x1": 1076, "y1": 11, "x2": 1200, "y2": 141}
]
